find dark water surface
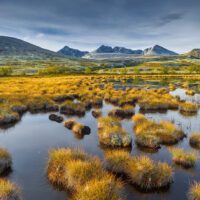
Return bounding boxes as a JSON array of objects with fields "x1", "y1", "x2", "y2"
[{"x1": 0, "y1": 89, "x2": 200, "y2": 200}]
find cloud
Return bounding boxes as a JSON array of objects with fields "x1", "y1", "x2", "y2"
[
  {"x1": 0, "y1": 0, "x2": 199, "y2": 53},
  {"x1": 157, "y1": 13, "x2": 184, "y2": 27}
]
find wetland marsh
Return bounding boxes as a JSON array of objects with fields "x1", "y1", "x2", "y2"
[{"x1": 0, "y1": 75, "x2": 200, "y2": 200}]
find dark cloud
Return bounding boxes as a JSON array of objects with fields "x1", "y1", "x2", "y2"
[
  {"x1": 0, "y1": 0, "x2": 199, "y2": 52},
  {"x1": 157, "y1": 13, "x2": 184, "y2": 27}
]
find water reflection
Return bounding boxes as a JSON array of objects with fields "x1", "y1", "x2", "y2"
[{"x1": 0, "y1": 98, "x2": 199, "y2": 200}]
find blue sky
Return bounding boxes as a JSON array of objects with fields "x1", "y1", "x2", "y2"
[{"x1": 0, "y1": 0, "x2": 199, "y2": 53}]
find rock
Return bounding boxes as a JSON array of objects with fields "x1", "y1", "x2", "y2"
[
  {"x1": 72, "y1": 123, "x2": 91, "y2": 135},
  {"x1": 49, "y1": 114, "x2": 64, "y2": 123}
]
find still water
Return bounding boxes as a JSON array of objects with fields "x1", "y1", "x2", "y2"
[{"x1": 0, "y1": 89, "x2": 200, "y2": 200}]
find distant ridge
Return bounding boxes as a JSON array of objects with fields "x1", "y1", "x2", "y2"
[
  {"x1": 0, "y1": 36, "x2": 61, "y2": 58},
  {"x1": 58, "y1": 46, "x2": 89, "y2": 58},
  {"x1": 144, "y1": 45, "x2": 178, "y2": 56},
  {"x1": 187, "y1": 49, "x2": 200, "y2": 58},
  {"x1": 93, "y1": 45, "x2": 143, "y2": 55}
]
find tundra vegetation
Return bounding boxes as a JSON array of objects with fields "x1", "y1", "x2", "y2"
[
  {"x1": 188, "y1": 182, "x2": 200, "y2": 200},
  {"x1": 169, "y1": 147, "x2": 198, "y2": 168},
  {"x1": 132, "y1": 114, "x2": 185, "y2": 149},
  {"x1": 0, "y1": 179, "x2": 21, "y2": 200},
  {"x1": 0, "y1": 148, "x2": 21, "y2": 200},
  {"x1": 0, "y1": 75, "x2": 199, "y2": 127},
  {"x1": 64, "y1": 119, "x2": 90, "y2": 138},
  {"x1": 0, "y1": 74, "x2": 200, "y2": 199},
  {"x1": 97, "y1": 116, "x2": 132, "y2": 147},
  {"x1": 47, "y1": 148, "x2": 124, "y2": 200},
  {"x1": 0, "y1": 148, "x2": 12, "y2": 175},
  {"x1": 105, "y1": 150, "x2": 173, "y2": 190},
  {"x1": 190, "y1": 133, "x2": 200, "y2": 149}
]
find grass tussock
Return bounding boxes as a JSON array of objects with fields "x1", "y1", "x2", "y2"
[
  {"x1": 91, "y1": 109, "x2": 102, "y2": 118},
  {"x1": 98, "y1": 116, "x2": 132, "y2": 147},
  {"x1": 47, "y1": 148, "x2": 124, "y2": 200},
  {"x1": 190, "y1": 133, "x2": 200, "y2": 149},
  {"x1": 0, "y1": 179, "x2": 21, "y2": 200},
  {"x1": 169, "y1": 147, "x2": 198, "y2": 168},
  {"x1": 0, "y1": 148, "x2": 12, "y2": 175},
  {"x1": 180, "y1": 102, "x2": 198, "y2": 114},
  {"x1": 64, "y1": 119, "x2": 90, "y2": 136},
  {"x1": 105, "y1": 150, "x2": 173, "y2": 190},
  {"x1": 132, "y1": 114, "x2": 185, "y2": 149},
  {"x1": 188, "y1": 182, "x2": 200, "y2": 200},
  {"x1": 108, "y1": 105, "x2": 135, "y2": 119}
]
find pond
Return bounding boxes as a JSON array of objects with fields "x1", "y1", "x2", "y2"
[{"x1": 0, "y1": 89, "x2": 200, "y2": 200}]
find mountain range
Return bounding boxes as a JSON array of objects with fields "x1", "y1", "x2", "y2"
[{"x1": 0, "y1": 35, "x2": 199, "y2": 59}]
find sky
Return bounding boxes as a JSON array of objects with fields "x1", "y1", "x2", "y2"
[{"x1": 0, "y1": 0, "x2": 199, "y2": 53}]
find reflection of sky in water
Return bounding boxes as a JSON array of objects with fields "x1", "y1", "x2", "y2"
[
  {"x1": 0, "y1": 98, "x2": 199, "y2": 200},
  {"x1": 170, "y1": 88, "x2": 200, "y2": 104}
]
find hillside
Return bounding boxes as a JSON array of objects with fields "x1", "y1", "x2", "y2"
[{"x1": 0, "y1": 36, "x2": 61, "y2": 58}]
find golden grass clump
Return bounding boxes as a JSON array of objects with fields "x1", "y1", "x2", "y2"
[
  {"x1": 60, "y1": 101, "x2": 86, "y2": 116},
  {"x1": 72, "y1": 174, "x2": 123, "y2": 200},
  {"x1": 132, "y1": 114, "x2": 185, "y2": 148},
  {"x1": 0, "y1": 179, "x2": 21, "y2": 200},
  {"x1": 98, "y1": 117, "x2": 132, "y2": 147},
  {"x1": 186, "y1": 90, "x2": 195, "y2": 96},
  {"x1": 105, "y1": 150, "x2": 173, "y2": 190},
  {"x1": 64, "y1": 119, "x2": 90, "y2": 136},
  {"x1": 0, "y1": 109, "x2": 20, "y2": 125},
  {"x1": 108, "y1": 105, "x2": 135, "y2": 119},
  {"x1": 188, "y1": 182, "x2": 200, "y2": 200},
  {"x1": 72, "y1": 123, "x2": 91, "y2": 136},
  {"x1": 180, "y1": 102, "x2": 198, "y2": 114},
  {"x1": 169, "y1": 147, "x2": 198, "y2": 168},
  {"x1": 0, "y1": 148, "x2": 12, "y2": 175},
  {"x1": 47, "y1": 148, "x2": 124, "y2": 200},
  {"x1": 190, "y1": 133, "x2": 200, "y2": 149},
  {"x1": 91, "y1": 109, "x2": 102, "y2": 118}
]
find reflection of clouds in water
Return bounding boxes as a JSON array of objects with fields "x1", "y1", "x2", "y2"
[
  {"x1": 0, "y1": 100, "x2": 199, "y2": 200},
  {"x1": 170, "y1": 88, "x2": 200, "y2": 104}
]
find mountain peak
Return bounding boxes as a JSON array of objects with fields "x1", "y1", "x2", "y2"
[
  {"x1": 94, "y1": 45, "x2": 143, "y2": 54},
  {"x1": 58, "y1": 46, "x2": 89, "y2": 58},
  {"x1": 95, "y1": 45, "x2": 114, "y2": 53},
  {"x1": 144, "y1": 45, "x2": 178, "y2": 56}
]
